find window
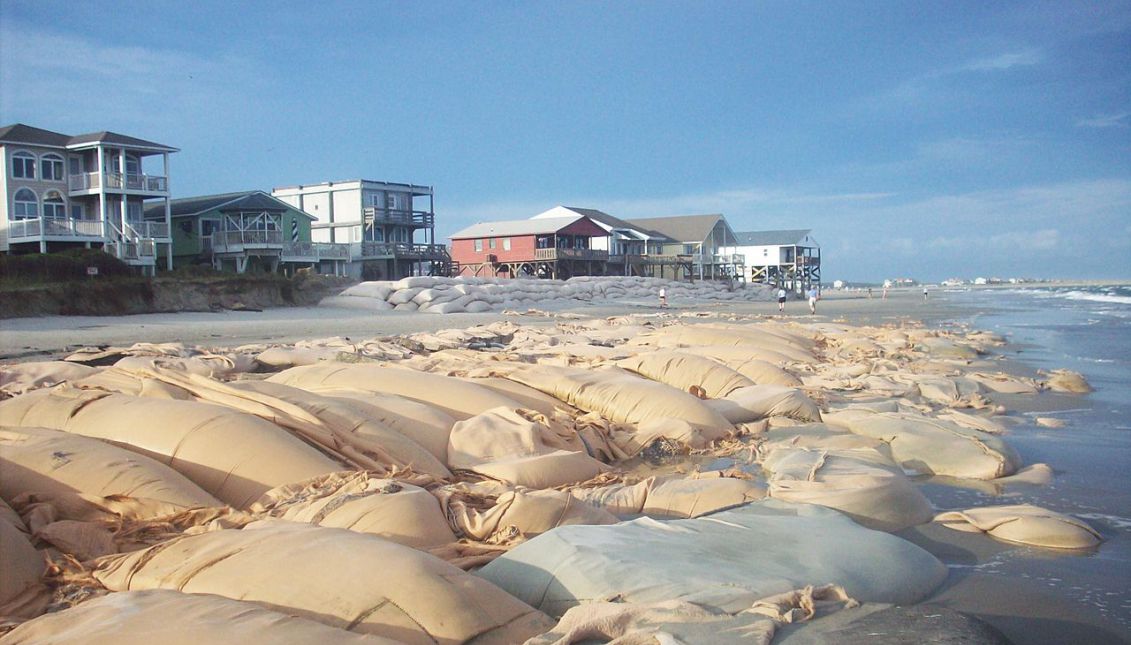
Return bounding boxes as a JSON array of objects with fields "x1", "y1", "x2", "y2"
[
  {"x1": 488, "y1": 238, "x2": 496, "y2": 249},
  {"x1": 502, "y1": 237, "x2": 511, "y2": 251},
  {"x1": 474, "y1": 239, "x2": 483, "y2": 252},
  {"x1": 12, "y1": 188, "x2": 37, "y2": 219},
  {"x1": 42, "y1": 191, "x2": 66, "y2": 219},
  {"x1": 70, "y1": 203, "x2": 85, "y2": 220},
  {"x1": 41, "y1": 154, "x2": 64, "y2": 181},
  {"x1": 386, "y1": 193, "x2": 397, "y2": 210},
  {"x1": 11, "y1": 151, "x2": 35, "y2": 179}
]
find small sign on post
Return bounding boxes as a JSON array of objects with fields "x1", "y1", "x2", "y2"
[{"x1": 86, "y1": 266, "x2": 99, "y2": 277}]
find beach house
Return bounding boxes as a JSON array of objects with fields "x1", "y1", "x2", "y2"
[
  {"x1": 726, "y1": 229, "x2": 820, "y2": 292},
  {"x1": 271, "y1": 179, "x2": 449, "y2": 280},
  {"x1": 625, "y1": 213, "x2": 745, "y2": 281},
  {"x1": 450, "y1": 214, "x2": 609, "y2": 279},
  {"x1": 148, "y1": 191, "x2": 351, "y2": 275},
  {"x1": 529, "y1": 206, "x2": 672, "y2": 276},
  {"x1": 1, "y1": 123, "x2": 177, "y2": 273}
]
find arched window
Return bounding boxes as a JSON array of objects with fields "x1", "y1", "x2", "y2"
[
  {"x1": 43, "y1": 191, "x2": 66, "y2": 220},
  {"x1": 11, "y1": 151, "x2": 35, "y2": 179},
  {"x1": 12, "y1": 188, "x2": 37, "y2": 220},
  {"x1": 41, "y1": 154, "x2": 65, "y2": 181}
]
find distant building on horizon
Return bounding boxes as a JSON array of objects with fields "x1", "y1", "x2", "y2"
[
  {"x1": 725, "y1": 229, "x2": 820, "y2": 293},
  {"x1": 1, "y1": 123, "x2": 177, "y2": 273},
  {"x1": 272, "y1": 179, "x2": 448, "y2": 280}
]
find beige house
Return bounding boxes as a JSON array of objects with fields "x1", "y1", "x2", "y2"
[
  {"x1": 1, "y1": 123, "x2": 177, "y2": 272},
  {"x1": 626, "y1": 213, "x2": 745, "y2": 281}
]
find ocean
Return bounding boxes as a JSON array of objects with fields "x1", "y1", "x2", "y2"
[{"x1": 927, "y1": 285, "x2": 1131, "y2": 642}]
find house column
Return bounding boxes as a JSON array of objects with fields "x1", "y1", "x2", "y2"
[
  {"x1": 163, "y1": 153, "x2": 172, "y2": 270},
  {"x1": 119, "y1": 148, "x2": 128, "y2": 246},
  {"x1": 97, "y1": 147, "x2": 108, "y2": 244}
]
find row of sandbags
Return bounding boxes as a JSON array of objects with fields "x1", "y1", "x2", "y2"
[{"x1": 324, "y1": 275, "x2": 775, "y2": 314}]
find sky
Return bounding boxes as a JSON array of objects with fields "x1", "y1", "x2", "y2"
[{"x1": 1, "y1": 0, "x2": 1129, "y2": 282}]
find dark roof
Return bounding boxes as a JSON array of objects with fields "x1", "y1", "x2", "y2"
[
  {"x1": 0, "y1": 123, "x2": 177, "y2": 152},
  {"x1": 147, "y1": 191, "x2": 313, "y2": 219},
  {"x1": 626, "y1": 214, "x2": 729, "y2": 244},
  {"x1": 0, "y1": 124, "x2": 72, "y2": 147},
  {"x1": 562, "y1": 207, "x2": 639, "y2": 231},
  {"x1": 733, "y1": 229, "x2": 814, "y2": 247},
  {"x1": 66, "y1": 131, "x2": 177, "y2": 151}
]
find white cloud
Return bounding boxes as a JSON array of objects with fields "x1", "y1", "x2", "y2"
[
  {"x1": 1075, "y1": 112, "x2": 1131, "y2": 129},
  {"x1": 961, "y1": 50, "x2": 1042, "y2": 72}
]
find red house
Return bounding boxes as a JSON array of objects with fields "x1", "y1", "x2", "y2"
[{"x1": 450, "y1": 215, "x2": 609, "y2": 279}]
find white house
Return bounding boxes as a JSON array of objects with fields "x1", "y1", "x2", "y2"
[
  {"x1": 725, "y1": 229, "x2": 820, "y2": 292},
  {"x1": 530, "y1": 206, "x2": 670, "y2": 276}
]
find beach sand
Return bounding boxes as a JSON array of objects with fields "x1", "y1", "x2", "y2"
[{"x1": 1, "y1": 286, "x2": 1126, "y2": 644}]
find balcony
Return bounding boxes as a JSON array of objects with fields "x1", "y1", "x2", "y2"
[
  {"x1": 533, "y1": 248, "x2": 610, "y2": 261},
  {"x1": 6, "y1": 217, "x2": 105, "y2": 241},
  {"x1": 210, "y1": 230, "x2": 284, "y2": 254},
  {"x1": 362, "y1": 207, "x2": 434, "y2": 228},
  {"x1": 281, "y1": 241, "x2": 351, "y2": 262},
  {"x1": 69, "y1": 172, "x2": 168, "y2": 194},
  {"x1": 130, "y1": 221, "x2": 170, "y2": 240},
  {"x1": 357, "y1": 242, "x2": 450, "y2": 261},
  {"x1": 695, "y1": 253, "x2": 746, "y2": 266}
]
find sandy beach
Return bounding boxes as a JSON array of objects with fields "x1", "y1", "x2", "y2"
[{"x1": 1, "y1": 284, "x2": 1127, "y2": 644}]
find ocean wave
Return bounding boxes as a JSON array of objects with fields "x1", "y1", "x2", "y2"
[{"x1": 1061, "y1": 290, "x2": 1131, "y2": 305}]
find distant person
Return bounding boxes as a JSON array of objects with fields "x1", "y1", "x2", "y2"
[
  {"x1": 659, "y1": 286, "x2": 667, "y2": 308},
  {"x1": 923, "y1": 286, "x2": 929, "y2": 300},
  {"x1": 807, "y1": 287, "x2": 818, "y2": 314},
  {"x1": 867, "y1": 287, "x2": 873, "y2": 299},
  {"x1": 777, "y1": 287, "x2": 787, "y2": 312},
  {"x1": 882, "y1": 285, "x2": 889, "y2": 300}
]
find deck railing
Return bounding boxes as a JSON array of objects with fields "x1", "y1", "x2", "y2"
[
  {"x1": 362, "y1": 208, "x2": 434, "y2": 227},
  {"x1": 7, "y1": 217, "x2": 105, "y2": 239},
  {"x1": 357, "y1": 242, "x2": 449, "y2": 260},
  {"x1": 69, "y1": 172, "x2": 168, "y2": 193},
  {"x1": 209, "y1": 230, "x2": 284, "y2": 253},
  {"x1": 533, "y1": 248, "x2": 609, "y2": 261},
  {"x1": 281, "y1": 241, "x2": 351, "y2": 261}
]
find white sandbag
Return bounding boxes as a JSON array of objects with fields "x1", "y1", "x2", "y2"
[
  {"x1": 393, "y1": 276, "x2": 437, "y2": 290},
  {"x1": 476, "y1": 499, "x2": 947, "y2": 617},
  {"x1": 706, "y1": 385, "x2": 822, "y2": 423},
  {"x1": 0, "y1": 589, "x2": 400, "y2": 644},
  {"x1": 94, "y1": 521, "x2": 554, "y2": 643},
  {"x1": 0, "y1": 361, "x2": 97, "y2": 397},
  {"x1": 319, "y1": 295, "x2": 394, "y2": 311},
  {"x1": 340, "y1": 281, "x2": 395, "y2": 300},
  {"x1": 934, "y1": 504, "x2": 1103, "y2": 549}
]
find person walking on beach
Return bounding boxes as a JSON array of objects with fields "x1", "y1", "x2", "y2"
[
  {"x1": 922, "y1": 285, "x2": 928, "y2": 300},
  {"x1": 867, "y1": 287, "x2": 873, "y2": 299},
  {"x1": 659, "y1": 286, "x2": 667, "y2": 309},
  {"x1": 777, "y1": 287, "x2": 787, "y2": 312},
  {"x1": 807, "y1": 287, "x2": 818, "y2": 314},
  {"x1": 882, "y1": 285, "x2": 889, "y2": 300}
]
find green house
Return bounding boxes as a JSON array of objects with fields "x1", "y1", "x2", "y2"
[{"x1": 148, "y1": 191, "x2": 350, "y2": 274}]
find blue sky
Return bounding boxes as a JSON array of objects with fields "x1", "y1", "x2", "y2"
[{"x1": 2, "y1": 1, "x2": 1129, "y2": 281}]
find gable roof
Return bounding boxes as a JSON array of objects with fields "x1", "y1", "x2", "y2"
[
  {"x1": 147, "y1": 191, "x2": 314, "y2": 219},
  {"x1": 66, "y1": 131, "x2": 178, "y2": 151},
  {"x1": 451, "y1": 215, "x2": 606, "y2": 239},
  {"x1": 0, "y1": 124, "x2": 71, "y2": 147},
  {"x1": 733, "y1": 229, "x2": 814, "y2": 247},
  {"x1": 532, "y1": 206, "x2": 675, "y2": 242},
  {"x1": 626, "y1": 214, "x2": 729, "y2": 244}
]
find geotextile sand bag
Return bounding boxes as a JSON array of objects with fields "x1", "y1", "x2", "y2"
[
  {"x1": 476, "y1": 499, "x2": 947, "y2": 617},
  {"x1": 0, "y1": 426, "x2": 221, "y2": 515},
  {"x1": 447, "y1": 407, "x2": 590, "y2": 470},
  {"x1": 0, "y1": 361, "x2": 98, "y2": 397},
  {"x1": 934, "y1": 504, "x2": 1103, "y2": 549},
  {"x1": 0, "y1": 589, "x2": 402, "y2": 644},
  {"x1": 570, "y1": 474, "x2": 765, "y2": 519},
  {"x1": 93, "y1": 521, "x2": 554, "y2": 644},
  {"x1": 444, "y1": 488, "x2": 618, "y2": 541},
  {"x1": 635, "y1": 327, "x2": 816, "y2": 364},
  {"x1": 251, "y1": 472, "x2": 456, "y2": 548},
  {"x1": 0, "y1": 497, "x2": 47, "y2": 619},
  {"x1": 268, "y1": 363, "x2": 520, "y2": 420},
  {"x1": 705, "y1": 385, "x2": 822, "y2": 423},
  {"x1": 0, "y1": 388, "x2": 340, "y2": 508},
  {"x1": 760, "y1": 447, "x2": 934, "y2": 531},
  {"x1": 616, "y1": 351, "x2": 755, "y2": 398},
  {"x1": 313, "y1": 388, "x2": 455, "y2": 463},
  {"x1": 471, "y1": 450, "x2": 610, "y2": 489},
  {"x1": 498, "y1": 365, "x2": 731, "y2": 430}
]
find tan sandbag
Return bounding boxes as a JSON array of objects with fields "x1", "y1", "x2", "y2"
[
  {"x1": 315, "y1": 388, "x2": 455, "y2": 463},
  {"x1": 446, "y1": 488, "x2": 618, "y2": 541},
  {"x1": 761, "y1": 447, "x2": 934, "y2": 531},
  {"x1": 634, "y1": 326, "x2": 816, "y2": 363},
  {"x1": 829, "y1": 410, "x2": 1021, "y2": 480},
  {"x1": 609, "y1": 417, "x2": 733, "y2": 455},
  {"x1": 228, "y1": 380, "x2": 451, "y2": 478},
  {"x1": 616, "y1": 351, "x2": 755, "y2": 398},
  {"x1": 0, "y1": 589, "x2": 401, "y2": 644},
  {"x1": 916, "y1": 336, "x2": 979, "y2": 360},
  {"x1": 571, "y1": 474, "x2": 765, "y2": 519},
  {"x1": 93, "y1": 521, "x2": 554, "y2": 644},
  {"x1": 0, "y1": 361, "x2": 97, "y2": 397},
  {"x1": 268, "y1": 363, "x2": 520, "y2": 420},
  {"x1": 0, "y1": 388, "x2": 340, "y2": 508},
  {"x1": 251, "y1": 472, "x2": 456, "y2": 548},
  {"x1": 0, "y1": 426, "x2": 221, "y2": 515},
  {"x1": 71, "y1": 367, "x2": 193, "y2": 399},
  {"x1": 499, "y1": 364, "x2": 731, "y2": 430},
  {"x1": 909, "y1": 375, "x2": 984, "y2": 407},
  {"x1": 113, "y1": 355, "x2": 240, "y2": 377},
  {"x1": 934, "y1": 504, "x2": 1103, "y2": 549},
  {"x1": 705, "y1": 385, "x2": 822, "y2": 423},
  {"x1": 698, "y1": 354, "x2": 802, "y2": 387},
  {"x1": 0, "y1": 497, "x2": 47, "y2": 619},
  {"x1": 968, "y1": 372, "x2": 1040, "y2": 394},
  {"x1": 447, "y1": 407, "x2": 589, "y2": 471},
  {"x1": 1043, "y1": 369, "x2": 1093, "y2": 393},
  {"x1": 656, "y1": 342, "x2": 797, "y2": 366},
  {"x1": 254, "y1": 346, "x2": 349, "y2": 368},
  {"x1": 462, "y1": 377, "x2": 576, "y2": 416},
  {"x1": 471, "y1": 450, "x2": 610, "y2": 489}
]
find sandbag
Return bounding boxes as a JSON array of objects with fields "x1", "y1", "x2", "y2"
[
  {"x1": 472, "y1": 450, "x2": 609, "y2": 489},
  {"x1": 636, "y1": 327, "x2": 816, "y2": 363},
  {"x1": 570, "y1": 474, "x2": 765, "y2": 519},
  {"x1": 0, "y1": 589, "x2": 401, "y2": 644},
  {"x1": 315, "y1": 388, "x2": 455, "y2": 463},
  {"x1": 0, "y1": 361, "x2": 97, "y2": 397},
  {"x1": 0, "y1": 388, "x2": 340, "y2": 508},
  {"x1": 706, "y1": 385, "x2": 822, "y2": 423},
  {"x1": 761, "y1": 447, "x2": 933, "y2": 531},
  {"x1": 616, "y1": 351, "x2": 755, "y2": 398},
  {"x1": 94, "y1": 521, "x2": 554, "y2": 644},
  {"x1": 341, "y1": 281, "x2": 395, "y2": 300},
  {"x1": 268, "y1": 363, "x2": 520, "y2": 420},
  {"x1": 499, "y1": 365, "x2": 731, "y2": 430},
  {"x1": 446, "y1": 488, "x2": 618, "y2": 541},
  {"x1": 251, "y1": 472, "x2": 456, "y2": 548},
  {"x1": 934, "y1": 504, "x2": 1103, "y2": 549},
  {"x1": 447, "y1": 407, "x2": 589, "y2": 470},
  {"x1": 0, "y1": 497, "x2": 46, "y2": 617},
  {"x1": 476, "y1": 499, "x2": 947, "y2": 617},
  {"x1": 0, "y1": 426, "x2": 221, "y2": 515}
]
